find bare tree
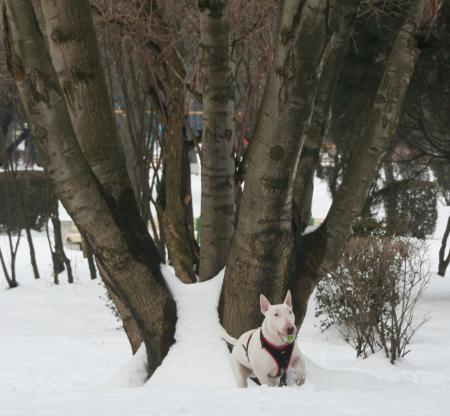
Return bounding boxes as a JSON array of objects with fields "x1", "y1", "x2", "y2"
[{"x1": 1, "y1": 0, "x2": 442, "y2": 381}]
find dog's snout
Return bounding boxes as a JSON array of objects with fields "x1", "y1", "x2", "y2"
[{"x1": 287, "y1": 327, "x2": 295, "y2": 335}]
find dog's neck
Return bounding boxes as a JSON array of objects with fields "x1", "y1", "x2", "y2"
[{"x1": 261, "y1": 319, "x2": 288, "y2": 347}]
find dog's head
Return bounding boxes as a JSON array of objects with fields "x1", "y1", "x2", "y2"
[{"x1": 260, "y1": 290, "x2": 297, "y2": 344}]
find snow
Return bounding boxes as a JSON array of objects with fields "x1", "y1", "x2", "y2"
[
  {"x1": 311, "y1": 176, "x2": 332, "y2": 220},
  {"x1": 146, "y1": 267, "x2": 234, "y2": 388},
  {"x1": 1, "y1": 179, "x2": 450, "y2": 415}
]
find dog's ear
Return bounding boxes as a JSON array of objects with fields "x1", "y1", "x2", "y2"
[
  {"x1": 283, "y1": 290, "x2": 292, "y2": 308},
  {"x1": 260, "y1": 294, "x2": 271, "y2": 314}
]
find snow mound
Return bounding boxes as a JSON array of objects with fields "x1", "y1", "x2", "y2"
[
  {"x1": 109, "y1": 265, "x2": 384, "y2": 392},
  {"x1": 304, "y1": 357, "x2": 385, "y2": 390},
  {"x1": 100, "y1": 345, "x2": 149, "y2": 388},
  {"x1": 147, "y1": 266, "x2": 235, "y2": 388}
]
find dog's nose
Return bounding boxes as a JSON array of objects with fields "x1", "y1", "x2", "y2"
[{"x1": 287, "y1": 327, "x2": 295, "y2": 335}]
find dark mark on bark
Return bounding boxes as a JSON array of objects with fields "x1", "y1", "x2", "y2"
[{"x1": 270, "y1": 145, "x2": 284, "y2": 161}]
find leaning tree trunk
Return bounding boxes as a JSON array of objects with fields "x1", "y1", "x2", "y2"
[
  {"x1": 23, "y1": 225, "x2": 40, "y2": 279},
  {"x1": 198, "y1": 0, "x2": 235, "y2": 281},
  {"x1": 39, "y1": 0, "x2": 156, "y2": 350},
  {"x1": 438, "y1": 216, "x2": 450, "y2": 276},
  {"x1": 291, "y1": 0, "x2": 442, "y2": 323},
  {"x1": 3, "y1": 0, "x2": 176, "y2": 373}
]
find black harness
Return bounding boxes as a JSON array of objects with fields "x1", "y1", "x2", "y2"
[{"x1": 242, "y1": 328, "x2": 295, "y2": 387}]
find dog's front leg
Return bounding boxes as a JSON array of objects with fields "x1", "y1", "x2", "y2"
[
  {"x1": 289, "y1": 355, "x2": 306, "y2": 386},
  {"x1": 231, "y1": 358, "x2": 251, "y2": 388}
]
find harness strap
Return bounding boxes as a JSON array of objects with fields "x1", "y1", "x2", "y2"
[
  {"x1": 242, "y1": 328, "x2": 296, "y2": 387},
  {"x1": 242, "y1": 331, "x2": 262, "y2": 386},
  {"x1": 259, "y1": 329, "x2": 295, "y2": 386},
  {"x1": 242, "y1": 330, "x2": 255, "y2": 363}
]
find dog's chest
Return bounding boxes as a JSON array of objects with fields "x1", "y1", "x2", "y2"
[{"x1": 258, "y1": 348, "x2": 282, "y2": 376}]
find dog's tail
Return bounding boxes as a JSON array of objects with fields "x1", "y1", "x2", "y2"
[{"x1": 219, "y1": 325, "x2": 238, "y2": 346}]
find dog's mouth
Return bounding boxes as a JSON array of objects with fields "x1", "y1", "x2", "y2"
[{"x1": 278, "y1": 331, "x2": 296, "y2": 344}]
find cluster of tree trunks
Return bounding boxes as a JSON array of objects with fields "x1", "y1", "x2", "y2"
[{"x1": 2, "y1": 0, "x2": 443, "y2": 378}]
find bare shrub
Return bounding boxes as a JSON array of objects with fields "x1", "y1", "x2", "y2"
[{"x1": 315, "y1": 237, "x2": 430, "y2": 363}]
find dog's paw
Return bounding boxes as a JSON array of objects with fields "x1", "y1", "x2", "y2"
[{"x1": 292, "y1": 373, "x2": 305, "y2": 386}]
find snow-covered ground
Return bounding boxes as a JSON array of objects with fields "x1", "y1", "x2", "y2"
[{"x1": 1, "y1": 180, "x2": 450, "y2": 415}]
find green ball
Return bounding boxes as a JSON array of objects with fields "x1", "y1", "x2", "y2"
[{"x1": 284, "y1": 334, "x2": 295, "y2": 344}]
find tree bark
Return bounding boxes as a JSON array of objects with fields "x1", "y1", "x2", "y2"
[
  {"x1": 40, "y1": 0, "x2": 133, "y2": 204},
  {"x1": 291, "y1": 0, "x2": 441, "y2": 323},
  {"x1": 39, "y1": 0, "x2": 157, "y2": 350},
  {"x1": 221, "y1": 0, "x2": 335, "y2": 337},
  {"x1": 198, "y1": 0, "x2": 235, "y2": 281},
  {"x1": 3, "y1": 0, "x2": 175, "y2": 373}
]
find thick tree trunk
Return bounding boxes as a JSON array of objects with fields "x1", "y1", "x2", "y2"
[
  {"x1": 3, "y1": 0, "x2": 175, "y2": 373},
  {"x1": 40, "y1": 0, "x2": 134, "y2": 204},
  {"x1": 39, "y1": 0, "x2": 156, "y2": 350},
  {"x1": 221, "y1": 0, "x2": 334, "y2": 337},
  {"x1": 198, "y1": 0, "x2": 235, "y2": 281},
  {"x1": 291, "y1": 0, "x2": 441, "y2": 323}
]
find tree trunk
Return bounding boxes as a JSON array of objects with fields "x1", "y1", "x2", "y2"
[
  {"x1": 162, "y1": 105, "x2": 199, "y2": 283},
  {"x1": 6, "y1": 229, "x2": 20, "y2": 287},
  {"x1": 293, "y1": 0, "x2": 360, "y2": 232},
  {"x1": 383, "y1": 163, "x2": 398, "y2": 235},
  {"x1": 198, "y1": 0, "x2": 235, "y2": 281},
  {"x1": 40, "y1": 0, "x2": 134, "y2": 205},
  {"x1": 0, "y1": 245, "x2": 16, "y2": 288},
  {"x1": 438, "y1": 216, "x2": 450, "y2": 276},
  {"x1": 291, "y1": 0, "x2": 441, "y2": 323},
  {"x1": 39, "y1": 0, "x2": 160, "y2": 351},
  {"x1": 113, "y1": 41, "x2": 151, "y2": 223},
  {"x1": 221, "y1": 0, "x2": 335, "y2": 337},
  {"x1": 50, "y1": 203, "x2": 74, "y2": 284},
  {"x1": 3, "y1": 0, "x2": 175, "y2": 373},
  {"x1": 82, "y1": 235, "x2": 98, "y2": 280},
  {"x1": 24, "y1": 226, "x2": 40, "y2": 279}
]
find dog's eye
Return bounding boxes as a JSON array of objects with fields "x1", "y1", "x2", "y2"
[
  {"x1": 289, "y1": 310, "x2": 292, "y2": 314},
  {"x1": 274, "y1": 313, "x2": 279, "y2": 317}
]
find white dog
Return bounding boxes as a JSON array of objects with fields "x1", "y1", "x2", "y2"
[{"x1": 221, "y1": 290, "x2": 306, "y2": 387}]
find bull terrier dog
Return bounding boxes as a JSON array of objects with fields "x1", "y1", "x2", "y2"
[{"x1": 221, "y1": 290, "x2": 306, "y2": 387}]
